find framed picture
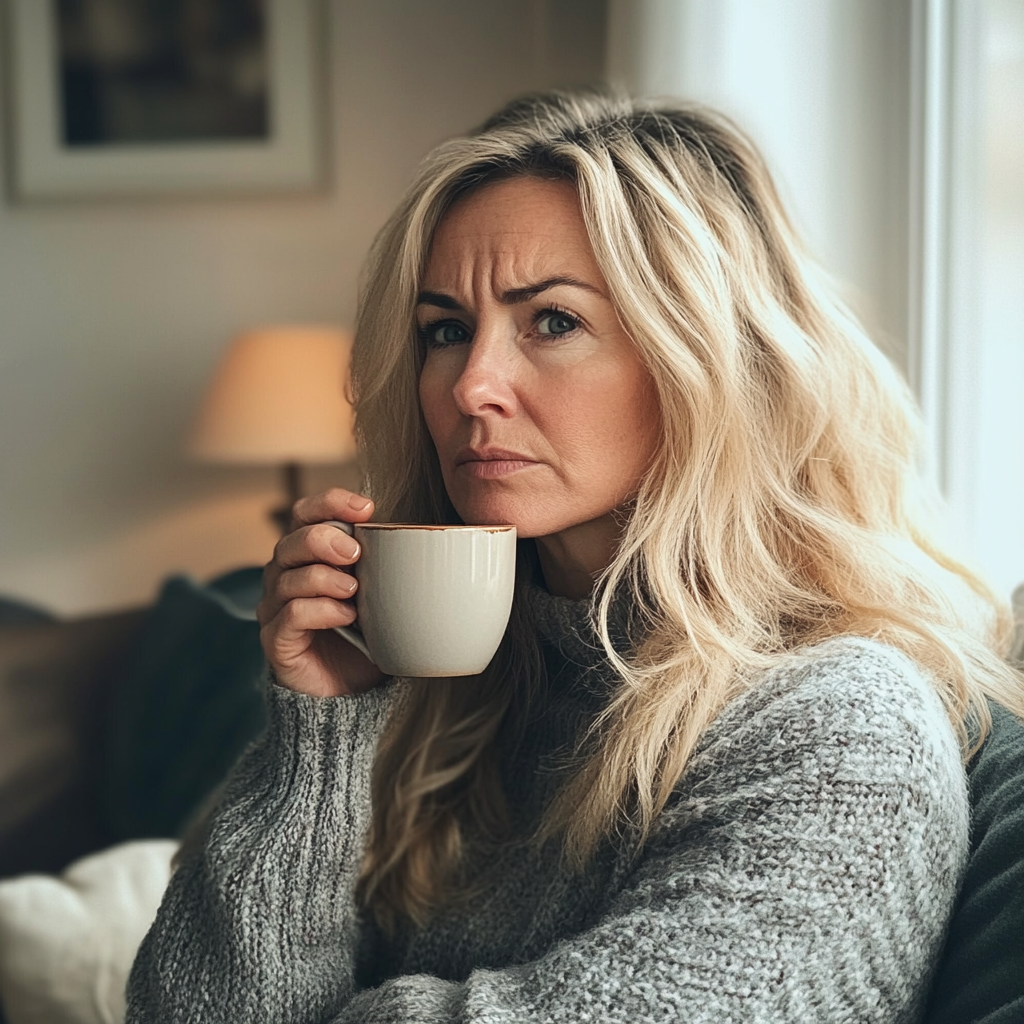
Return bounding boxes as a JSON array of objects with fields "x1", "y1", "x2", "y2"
[{"x1": 5, "y1": 0, "x2": 323, "y2": 200}]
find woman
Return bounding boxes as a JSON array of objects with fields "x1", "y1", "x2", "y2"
[{"x1": 127, "y1": 91, "x2": 1023, "y2": 1022}]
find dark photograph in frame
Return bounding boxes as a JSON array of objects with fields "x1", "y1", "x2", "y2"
[
  {"x1": 6, "y1": 0, "x2": 320, "y2": 200},
  {"x1": 56, "y1": 0, "x2": 270, "y2": 148}
]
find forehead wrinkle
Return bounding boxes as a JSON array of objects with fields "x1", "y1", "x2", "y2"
[
  {"x1": 482, "y1": 243, "x2": 603, "y2": 308},
  {"x1": 422, "y1": 244, "x2": 548, "y2": 308},
  {"x1": 423, "y1": 195, "x2": 603, "y2": 307}
]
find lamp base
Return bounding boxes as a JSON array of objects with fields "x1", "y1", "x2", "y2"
[{"x1": 269, "y1": 462, "x2": 302, "y2": 535}]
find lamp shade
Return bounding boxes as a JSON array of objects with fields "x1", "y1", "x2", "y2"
[{"x1": 189, "y1": 326, "x2": 358, "y2": 464}]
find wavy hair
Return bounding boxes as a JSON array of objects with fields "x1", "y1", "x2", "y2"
[{"x1": 350, "y1": 89, "x2": 1023, "y2": 930}]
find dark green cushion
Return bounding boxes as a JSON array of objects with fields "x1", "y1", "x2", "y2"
[
  {"x1": 101, "y1": 568, "x2": 267, "y2": 841},
  {"x1": 0, "y1": 595, "x2": 55, "y2": 627},
  {"x1": 923, "y1": 700, "x2": 1024, "y2": 1024}
]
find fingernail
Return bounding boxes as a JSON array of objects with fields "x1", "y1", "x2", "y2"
[
  {"x1": 333, "y1": 535, "x2": 360, "y2": 560},
  {"x1": 348, "y1": 494, "x2": 371, "y2": 510},
  {"x1": 342, "y1": 578, "x2": 357, "y2": 593}
]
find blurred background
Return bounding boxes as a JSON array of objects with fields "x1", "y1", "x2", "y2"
[{"x1": 0, "y1": 0, "x2": 1021, "y2": 616}]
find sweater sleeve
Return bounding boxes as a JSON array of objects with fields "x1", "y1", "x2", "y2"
[
  {"x1": 125, "y1": 678, "x2": 396, "y2": 1024},
  {"x1": 332, "y1": 640, "x2": 969, "y2": 1024}
]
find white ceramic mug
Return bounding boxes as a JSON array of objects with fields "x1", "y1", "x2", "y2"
[{"x1": 326, "y1": 522, "x2": 517, "y2": 677}]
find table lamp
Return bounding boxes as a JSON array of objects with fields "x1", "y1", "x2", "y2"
[{"x1": 189, "y1": 325, "x2": 358, "y2": 532}]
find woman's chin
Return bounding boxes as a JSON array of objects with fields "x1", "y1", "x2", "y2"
[{"x1": 450, "y1": 497, "x2": 561, "y2": 538}]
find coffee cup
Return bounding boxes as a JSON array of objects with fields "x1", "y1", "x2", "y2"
[{"x1": 326, "y1": 522, "x2": 517, "y2": 677}]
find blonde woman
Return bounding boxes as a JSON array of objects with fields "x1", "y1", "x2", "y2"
[{"x1": 127, "y1": 91, "x2": 1023, "y2": 1022}]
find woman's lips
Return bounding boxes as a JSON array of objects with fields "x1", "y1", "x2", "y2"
[
  {"x1": 459, "y1": 459, "x2": 538, "y2": 479},
  {"x1": 454, "y1": 448, "x2": 540, "y2": 478}
]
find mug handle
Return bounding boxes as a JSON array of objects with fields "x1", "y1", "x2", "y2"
[{"x1": 324, "y1": 521, "x2": 373, "y2": 662}]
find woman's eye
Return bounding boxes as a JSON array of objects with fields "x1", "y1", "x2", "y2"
[
  {"x1": 536, "y1": 311, "x2": 579, "y2": 337},
  {"x1": 422, "y1": 321, "x2": 470, "y2": 347}
]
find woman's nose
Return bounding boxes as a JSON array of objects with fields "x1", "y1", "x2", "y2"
[{"x1": 451, "y1": 325, "x2": 517, "y2": 418}]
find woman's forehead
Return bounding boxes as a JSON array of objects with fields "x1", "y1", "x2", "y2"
[{"x1": 423, "y1": 177, "x2": 602, "y2": 292}]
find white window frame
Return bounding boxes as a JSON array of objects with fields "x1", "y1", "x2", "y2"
[{"x1": 907, "y1": 0, "x2": 983, "y2": 541}]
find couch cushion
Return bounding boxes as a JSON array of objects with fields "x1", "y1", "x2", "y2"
[
  {"x1": 0, "y1": 599, "x2": 54, "y2": 629},
  {"x1": 924, "y1": 580, "x2": 1024, "y2": 1024},
  {"x1": 0, "y1": 840, "x2": 177, "y2": 1024},
  {"x1": 923, "y1": 699, "x2": 1024, "y2": 1023},
  {"x1": 101, "y1": 570, "x2": 266, "y2": 841},
  {"x1": 0, "y1": 611, "x2": 146, "y2": 877}
]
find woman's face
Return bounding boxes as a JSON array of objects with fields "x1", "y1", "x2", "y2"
[{"x1": 417, "y1": 176, "x2": 659, "y2": 540}]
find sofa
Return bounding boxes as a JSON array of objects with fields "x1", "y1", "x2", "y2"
[
  {"x1": 0, "y1": 568, "x2": 268, "y2": 1024},
  {"x1": 0, "y1": 568, "x2": 267, "y2": 881},
  {"x1": 0, "y1": 575, "x2": 1021, "y2": 1023}
]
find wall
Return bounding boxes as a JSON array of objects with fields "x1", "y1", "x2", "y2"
[
  {"x1": 0, "y1": 0, "x2": 607, "y2": 615},
  {"x1": 606, "y1": 0, "x2": 912, "y2": 370}
]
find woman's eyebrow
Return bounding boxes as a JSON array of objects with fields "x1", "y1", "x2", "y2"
[
  {"x1": 416, "y1": 277, "x2": 602, "y2": 310},
  {"x1": 500, "y1": 277, "x2": 603, "y2": 303},
  {"x1": 416, "y1": 291, "x2": 464, "y2": 310}
]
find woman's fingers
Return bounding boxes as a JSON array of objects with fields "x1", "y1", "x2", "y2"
[
  {"x1": 264, "y1": 490, "x2": 373, "y2": 593},
  {"x1": 272, "y1": 520, "x2": 362, "y2": 573},
  {"x1": 256, "y1": 487, "x2": 384, "y2": 697},
  {"x1": 257, "y1": 563, "x2": 357, "y2": 625},
  {"x1": 261, "y1": 597, "x2": 385, "y2": 698},
  {"x1": 263, "y1": 595, "x2": 357, "y2": 645},
  {"x1": 260, "y1": 598, "x2": 357, "y2": 674},
  {"x1": 291, "y1": 488, "x2": 374, "y2": 528}
]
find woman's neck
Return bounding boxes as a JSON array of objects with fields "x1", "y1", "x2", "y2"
[{"x1": 535, "y1": 513, "x2": 621, "y2": 599}]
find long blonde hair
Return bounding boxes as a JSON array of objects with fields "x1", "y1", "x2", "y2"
[{"x1": 350, "y1": 89, "x2": 1023, "y2": 930}]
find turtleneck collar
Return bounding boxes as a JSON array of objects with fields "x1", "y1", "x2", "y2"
[
  {"x1": 524, "y1": 582, "x2": 641, "y2": 670},
  {"x1": 525, "y1": 585, "x2": 601, "y2": 667}
]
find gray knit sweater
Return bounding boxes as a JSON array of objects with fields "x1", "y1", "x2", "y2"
[{"x1": 126, "y1": 588, "x2": 968, "y2": 1023}]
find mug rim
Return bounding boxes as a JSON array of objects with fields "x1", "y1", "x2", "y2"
[{"x1": 354, "y1": 523, "x2": 516, "y2": 532}]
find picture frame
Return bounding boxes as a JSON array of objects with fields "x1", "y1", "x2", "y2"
[{"x1": 5, "y1": 0, "x2": 323, "y2": 201}]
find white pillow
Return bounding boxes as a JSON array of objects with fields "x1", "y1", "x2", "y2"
[{"x1": 0, "y1": 840, "x2": 178, "y2": 1024}]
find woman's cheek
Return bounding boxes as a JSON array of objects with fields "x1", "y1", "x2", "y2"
[
  {"x1": 528, "y1": 334, "x2": 603, "y2": 369},
  {"x1": 418, "y1": 358, "x2": 457, "y2": 438}
]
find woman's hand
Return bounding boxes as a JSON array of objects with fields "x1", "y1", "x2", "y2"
[{"x1": 257, "y1": 488, "x2": 387, "y2": 697}]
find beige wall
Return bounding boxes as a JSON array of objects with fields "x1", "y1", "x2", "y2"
[
  {"x1": 607, "y1": 0, "x2": 912, "y2": 370},
  {"x1": 0, "y1": 0, "x2": 606, "y2": 615}
]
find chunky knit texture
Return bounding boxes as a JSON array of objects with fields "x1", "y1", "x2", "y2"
[{"x1": 127, "y1": 588, "x2": 968, "y2": 1023}]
